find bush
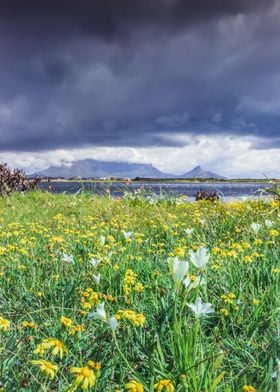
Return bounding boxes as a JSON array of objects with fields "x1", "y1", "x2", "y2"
[
  {"x1": 194, "y1": 189, "x2": 220, "y2": 202},
  {"x1": 0, "y1": 163, "x2": 40, "y2": 196}
]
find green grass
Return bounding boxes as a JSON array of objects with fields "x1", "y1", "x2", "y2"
[{"x1": 0, "y1": 191, "x2": 279, "y2": 391}]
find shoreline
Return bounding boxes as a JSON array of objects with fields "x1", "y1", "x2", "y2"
[{"x1": 38, "y1": 178, "x2": 278, "y2": 184}]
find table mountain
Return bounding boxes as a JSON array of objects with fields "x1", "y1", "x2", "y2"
[
  {"x1": 31, "y1": 160, "x2": 225, "y2": 179},
  {"x1": 32, "y1": 159, "x2": 172, "y2": 178}
]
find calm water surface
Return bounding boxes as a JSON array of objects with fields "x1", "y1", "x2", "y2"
[{"x1": 39, "y1": 181, "x2": 271, "y2": 200}]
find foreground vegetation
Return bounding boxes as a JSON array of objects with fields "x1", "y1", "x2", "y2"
[{"x1": 0, "y1": 191, "x2": 279, "y2": 391}]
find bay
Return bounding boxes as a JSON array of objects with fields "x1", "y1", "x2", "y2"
[{"x1": 39, "y1": 181, "x2": 271, "y2": 200}]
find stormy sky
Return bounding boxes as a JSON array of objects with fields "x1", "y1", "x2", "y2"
[{"x1": 0, "y1": 0, "x2": 280, "y2": 177}]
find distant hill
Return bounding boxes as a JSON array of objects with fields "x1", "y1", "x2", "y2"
[
  {"x1": 31, "y1": 160, "x2": 225, "y2": 179},
  {"x1": 31, "y1": 159, "x2": 173, "y2": 179},
  {"x1": 180, "y1": 165, "x2": 226, "y2": 179}
]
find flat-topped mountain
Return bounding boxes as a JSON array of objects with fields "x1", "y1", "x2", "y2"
[
  {"x1": 31, "y1": 160, "x2": 225, "y2": 179},
  {"x1": 32, "y1": 159, "x2": 172, "y2": 179}
]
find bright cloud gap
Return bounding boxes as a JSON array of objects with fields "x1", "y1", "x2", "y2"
[{"x1": 0, "y1": 134, "x2": 279, "y2": 179}]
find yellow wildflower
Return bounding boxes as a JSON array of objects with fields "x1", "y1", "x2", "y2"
[
  {"x1": 22, "y1": 321, "x2": 38, "y2": 329},
  {"x1": 60, "y1": 316, "x2": 73, "y2": 328},
  {"x1": 220, "y1": 308, "x2": 229, "y2": 316},
  {"x1": 134, "y1": 283, "x2": 145, "y2": 292},
  {"x1": 70, "y1": 325, "x2": 85, "y2": 335},
  {"x1": 87, "y1": 360, "x2": 101, "y2": 370},
  {"x1": 221, "y1": 293, "x2": 235, "y2": 304},
  {"x1": 70, "y1": 365, "x2": 96, "y2": 390},
  {"x1": 174, "y1": 247, "x2": 185, "y2": 257},
  {"x1": 115, "y1": 310, "x2": 145, "y2": 327},
  {"x1": 80, "y1": 289, "x2": 99, "y2": 310},
  {"x1": 243, "y1": 256, "x2": 252, "y2": 264},
  {"x1": 125, "y1": 379, "x2": 144, "y2": 392},
  {"x1": 31, "y1": 359, "x2": 58, "y2": 379},
  {"x1": 242, "y1": 242, "x2": 251, "y2": 249},
  {"x1": 51, "y1": 236, "x2": 65, "y2": 243},
  {"x1": 227, "y1": 250, "x2": 238, "y2": 258},
  {"x1": 0, "y1": 316, "x2": 11, "y2": 331},
  {"x1": 154, "y1": 379, "x2": 174, "y2": 391},
  {"x1": 34, "y1": 338, "x2": 67, "y2": 359},
  {"x1": 242, "y1": 386, "x2": 256, "y2": 392},
  {"x1": 124, "y1": 269, "x2": 137, "y2": 285},
  {"x1": 269, "y1": 229, "x2": 279, "y2": 237}
]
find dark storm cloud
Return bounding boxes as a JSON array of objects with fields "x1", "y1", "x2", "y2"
[
  {"x1": 0, "y1": 0, "x2": 273, "y2": 37},
  {"x1": 0, "y1": 0, "x2": 279, "y2": 152}
]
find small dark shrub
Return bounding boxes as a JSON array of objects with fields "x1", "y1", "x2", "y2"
[
  {"x1": 0, "y1": 163, "x2": 40, "y2": 196},
  {"x1": 195, "y1": 189, "x2": 220, "y2": 202}
]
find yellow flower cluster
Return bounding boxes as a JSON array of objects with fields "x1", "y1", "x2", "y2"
[
  {"x1": 80, "y1": 288, "x2": 99, "y2": 311},
  {"x1": 220, "y1": 292, "x2": 236, "y2": 304},
  {"x1": 60, "y1": 316, "x2": 85, "y2": 335},
  {"x1": 31, "y1": 358, "x2": 101, "y2": 389},
  {"x1": 220, "y1": 292, "x2": 238, "y2": 315},
  {"x1": 123, "y1": 269, "x2": 144, "y2": 297},
  {"x1": 115, "y1": 310, "x2": 146, "y2": 327}
]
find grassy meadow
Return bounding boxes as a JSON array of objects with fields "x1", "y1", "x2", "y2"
[{"x1": 0, "y1": 191, "x2": 279, "y2": 391}]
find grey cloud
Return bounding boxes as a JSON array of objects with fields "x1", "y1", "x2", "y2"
[
  {"x1": 251, "y1": 137, "x2": 280, "y2": 149},
  {"x1": 156, "y1": 112, "x2": 189, "y2": 127},
  {"x1": 0, "y1": 0, "x2": 279, "y2": 152}
]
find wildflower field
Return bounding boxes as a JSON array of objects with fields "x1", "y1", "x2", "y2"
[{"x1": 0, "y1": 191, "x2": 279, "y2": 391}]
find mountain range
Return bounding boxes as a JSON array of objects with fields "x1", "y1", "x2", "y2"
[{"x1": 31, "y1": 159, "x2": 225, "y2": 179}]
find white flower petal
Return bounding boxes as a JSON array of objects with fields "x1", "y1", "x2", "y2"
[
  {"x1": 168, "y1": 257, "x2": 189, "y2": 284},
  {"x1": 250, "y1": 223, "x2": 261, "y2": 234},
  {"x1": 174, "y1": 260, "x2": 189, "y2": 283},
  {"x1": 89, "y1": 302, "x2": 107, "y2": 322},
  {"x1": 187, "y1": 296, "x2": 214, "y2": 316},
  {"x1": 93, "y1": 273, "x2": 101, "y2": 285},
  {"x1": 89, "y1": 258, "x2": 101, "y2": 268},
  {"x1": 108, "y1": 317, "x2": 119, "y2": 331},
  {"x1": 265, "y1": 219, "x2": 273, "y2": 228},
  {"x1": 122, "y1": 231, "x2": 133, "y2": 239},
  {"x1": 189, "y1": 247, "x2": 210, "y2": 268},
  {"x1": 100, "y1": 236, "x2": 106, "y2": 246},
  {"x1": 62, "y1": 253, "x2": 74, "y2": 263}
]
